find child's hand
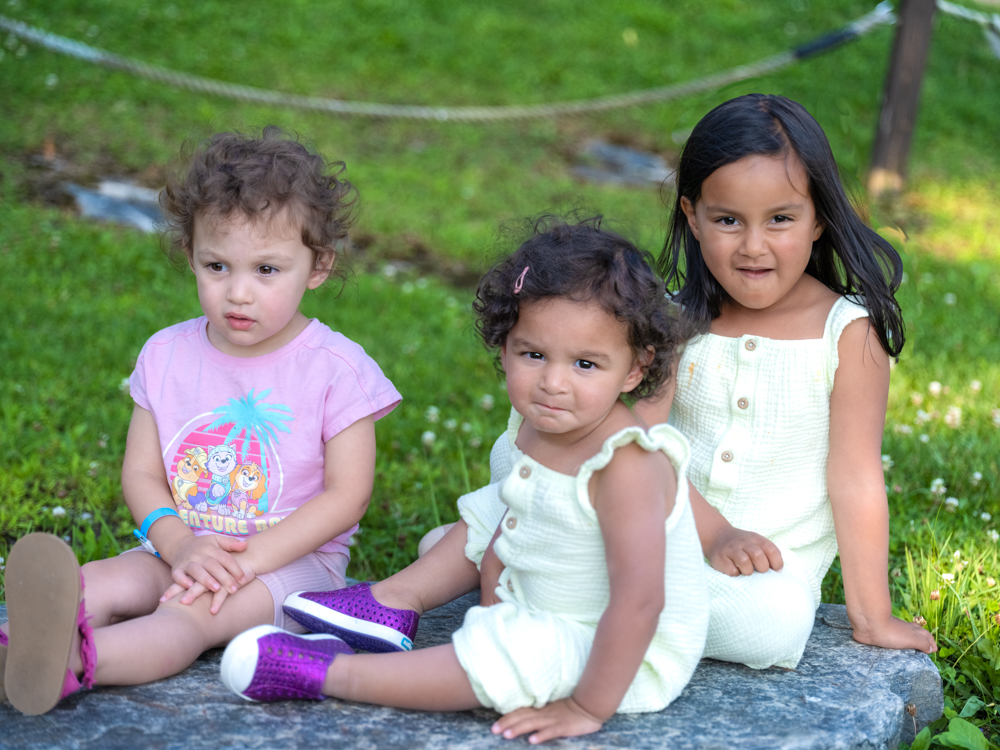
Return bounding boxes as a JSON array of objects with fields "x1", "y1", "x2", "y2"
[
  {"x1": 707, "y1": 526, "x2": 783, "y2": 576},
  {"x1": 492, "y1": 697, "x2": 603, "y2": 744},
  {"x1": 164, "y1": 534, "x2": 250, "y2": 605},
  {"x1": 852, "y1": 614, "x2": 938, "y2": 654}
]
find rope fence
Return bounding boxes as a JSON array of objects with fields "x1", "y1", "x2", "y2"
[{"x1": 0, "y1": 0, "x2": 993, "y2": 122}]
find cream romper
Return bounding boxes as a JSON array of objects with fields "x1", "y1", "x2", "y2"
[
  {"x1": 669, "y1": 296, "x2": 870, "y2": 669},
  {"x1": 454, "y1": 411, "x2": 709, "y2": 714}
]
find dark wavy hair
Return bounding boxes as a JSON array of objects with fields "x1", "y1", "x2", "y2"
[
  {"x1": 160, "y1": 126, "x2": 357, "y2": 277},
  {"x1": 659, "y1": 94, "x2": 904, "y2": 357},
  {"x1": 474, "y1": 216, "x2": 689, "y2": 399}
]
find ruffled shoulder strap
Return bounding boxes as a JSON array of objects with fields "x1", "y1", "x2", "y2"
[
  {"x1": 574, "y1": 423, "x2": 692, "y2": 534},
  {"x1": 823, "y1": 296, "x2": 870, "y2": 387}
]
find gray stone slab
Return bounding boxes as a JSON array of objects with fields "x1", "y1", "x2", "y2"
[{"x1": 0, "y1": 598, "x2": 941, "y2": 750}]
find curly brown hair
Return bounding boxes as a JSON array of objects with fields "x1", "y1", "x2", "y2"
[
  {"x1": 474, "y1": 215, "x2": 690, "y2": 399},
  {"x1": 160, "y1": 126, "x2": 357, "y2": 275}
]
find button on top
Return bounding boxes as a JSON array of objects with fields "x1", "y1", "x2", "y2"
[
  {"x1": 506, "y1": 517, "x2": 517, "y2": 530},
  {"x1": 737, "y1": 397, "x2": 749, "y2": 410},
  {"x1": 507, "y1": 580, "x2": 514, "y2": 592},
  {"x1": 721, "y1": 450, "x2": 734, "y2": 462},
  {"x1": 519, "y1": 466, "x2": 531, "y2": 479},
  {"x1": 745, "y1": 339, "x2": 757, "y2": 351}
]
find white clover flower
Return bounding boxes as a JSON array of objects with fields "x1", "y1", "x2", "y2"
[
  {"x1": 915, "y1": 409, "x2": 931, "y2": 425},
  {"x1": 421, "y1": 431, "x2": 436, "y2": 447},
  {"x1": 989, "y1": 578, "x2": 996, "y2": 587},
  {"x1": 928, "y1": 382, "x2": 942, "y2": 397},
  {"x1": 972, "y1": 472, "x2": 983, "y2": 486},
  {"x1": 119, "y1": 377, "x2": 130, "y2": 392},
  {"x1": 882, "y1": 454, "x2": 894, "y2": 472},
  {"x1": 953, "y1": 550, "x2": 962, "y2": 560},
  {"x1": 941, "y1": 573, "x2": 955, "y2": 582},
  {"x1": 443, "y1": 418, "x2": 457, "y2": 432},
  {"x1": 416, "y1": 277, "x2": 429, "y2": 289},
  {"x1": 990, "y1": 530, "x2": 1000, "y2": 543},
  {"x1": 944, "y1": 293, "x2": 957, "y2": 305},
  {"x1": 944, "y1": 497, "x2": 959, "y2": 511},
  {"x1": 480, "y1": 394, "x2": 495, "y2": 411},
  {"x1": 469, "y1": 437, "x2": 482, "y2": 449},
  {"x1": 424, "y1": 406, "x2": 440, "y2": 423},
  {"x1": 971, "y1": 380, "x2": 982, "y2": 394},
  {"x1": 910, "y1": 392, "x2": 924, "y2": 406},
  {"x1": 461, "y1": 422, "x2": 472, "y2": 433},
  {"x1": 893, "y1": 424, "x2": 913, "y2": 435},
  {"x1": 993, "y1": 409, "x2": 1000, "y2": 428},
  {"x1": 920, "y1": 434, "x2": 930, "y2": 443},
  {"x1": 921, "y1": 272, "x2": 935, "y2": 284},
  {"x1": 81, "y1": 512, "x2": 93, "y2": 521},
  {"x1": 944, "y1": 406, "x2": 962, "y2": 429},
  {"x1": 0, "y1": 556, "x2": 4, "y2": 565},
  {"x1": 931, "y1": 478, "x2": 947, "y2": 495},
  {"x1": 982, "y1": 512, "x2": 992, "y2": 522},
  {"x1": 89, "y1": 461, "x2": 98, "y2": 469},
  {"x1": 401, "y1": 282, "x2": 415, "y2": 294},
  {"x1": 52, "y1": 506, "x2": 66, "y2": 517},
  {"x1": 382, "y1": 263, "x2": 398, "y2": 278},
  {"x1": 45, "y1": 73, "x2": 58, "y2": 88}
]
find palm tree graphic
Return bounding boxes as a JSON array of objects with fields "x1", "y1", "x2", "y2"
[{"x1": 207, "y1": 388, "x2": 293, "y2": 513}]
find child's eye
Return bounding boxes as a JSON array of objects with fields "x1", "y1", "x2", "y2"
[
  {"x1": 576, "y1": 360, "x2": 596, "y2": 370},
  {"x1": 526, "y1": 351, "x2": 544, "y2": 360},
  {"x1": 258, "y1": 265, "x2": 277, "y2": 275},
  {"x1": 208, "y1": 262, "x2": 226, "y2": 272},
  {"x1": 716, "y1": 217, "x2": 738, "y2": 226},
  {"x1": 772, "y1": 215, "x2": 791, "y2": 223}
]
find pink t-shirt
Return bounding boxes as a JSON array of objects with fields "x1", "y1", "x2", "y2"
[{"x1": 129, "y1": 317, "x2": 401, "y2": 556}]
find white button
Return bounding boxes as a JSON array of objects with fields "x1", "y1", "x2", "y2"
[{"x1": 721, "y1": 450, "x2": 734, "y2": 462}]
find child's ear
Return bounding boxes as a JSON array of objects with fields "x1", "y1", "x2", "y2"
[
  {"x1": 679, "y1": 197, "x2": 700, "y2": 240},
  {"x1": 308, "y1": 251, "x2": 336, "y2": 289},
  {"x1": 622, "y1": 346, "x2": 654, "y2": 393},
  {"x1": 812, "y1": 219, "x2": 825, "y2": 243}
]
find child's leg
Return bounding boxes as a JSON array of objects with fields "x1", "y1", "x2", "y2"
[
  {"x1": 86, "y1": 579, "x2": 274, "y2": 685},
  {"x1": 370, "y1": 519, "x2": 481, "y2": 614},
  {"x1": 324, "y1": 645, "x2": 481, "y2": 711}
]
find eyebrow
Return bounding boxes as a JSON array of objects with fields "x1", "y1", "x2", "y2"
[{"x1": 703, "y1": 202, "x2": 806, "y2": 213}]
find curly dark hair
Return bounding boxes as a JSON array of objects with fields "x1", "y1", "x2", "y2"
[
  {"x1": 474, "y1": 216, "x2": 689, "y2": 399},
  {"x1": 160, "y1": 126, "x2": 358, "y2": 276}
]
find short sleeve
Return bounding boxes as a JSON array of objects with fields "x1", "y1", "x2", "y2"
[
  {"x1": 823, "y1": 296, "x2": 870, "y2": 386},
  {"x1": 457, "y1": 482, "x2": 508, "y2": 568},
  {"x1": 129, "y1": 345, "x2": 151, "y2": 411},
  {"x1": 319, "y1": 343, "x2": 401, "y2": 443}
]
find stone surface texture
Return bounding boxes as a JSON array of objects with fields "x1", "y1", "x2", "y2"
[{"x1": 0, "y1": 597, "x2": 941, "y2": 750}]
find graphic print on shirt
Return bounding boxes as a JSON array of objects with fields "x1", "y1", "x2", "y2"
[{"x1": 165, "y1": 388, "x2": 293, "y2": 537}]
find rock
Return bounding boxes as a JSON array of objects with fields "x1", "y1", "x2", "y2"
[{"x1": 0, "y1": 598, "x2": 940, "y2": 749}]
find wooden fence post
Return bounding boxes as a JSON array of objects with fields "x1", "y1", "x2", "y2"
[{"x1": 868, "y1": 0, "x2": 937, "y2": 195}]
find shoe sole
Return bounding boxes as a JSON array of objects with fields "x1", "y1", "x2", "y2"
[
  {"x1": 282, "y1": 594, "x2": 413, "y2": 653},
  {"x1": 5, "y1": 533, "x2": 82, "y2": 715}
]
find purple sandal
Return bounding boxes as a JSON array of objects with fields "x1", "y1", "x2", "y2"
[
  {"x1": 283, "y1": 583, "x2": 419, "y2": 653},
  {"x1": 220, "y1": 625, "x2": 353, "y2": 702}
]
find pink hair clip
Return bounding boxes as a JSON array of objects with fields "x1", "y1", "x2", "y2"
[{"x1": 514, "y1": 266, "x2": 529, "y2": 294}]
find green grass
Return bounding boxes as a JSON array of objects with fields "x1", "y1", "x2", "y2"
[{"x1": 1, "y1": 0, "x2": 1000, "y2": 741}]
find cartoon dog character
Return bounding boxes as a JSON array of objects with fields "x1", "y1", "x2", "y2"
[
  {"x1": 226, "y1": 462, "x2": 267, "y2": 520},
  {"x1": 171, "y1": 447, "x2": 207, "y2": 510},
  {"x1": 199, "y1": 444, "x2": 238, "y2": 513}
]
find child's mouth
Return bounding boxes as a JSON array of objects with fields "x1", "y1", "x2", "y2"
[
  {"x1": 738, "y1": 267, "x2": 771, "y2": 280},
  {"x1": 226, "y1": 314, "x2": 255, "y2": 331}
]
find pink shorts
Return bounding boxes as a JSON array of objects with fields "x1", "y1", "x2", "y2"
[{"x1": 125, "y1": 547, "x2": 349, "y2": 631}]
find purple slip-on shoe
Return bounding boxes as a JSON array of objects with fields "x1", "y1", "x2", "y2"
[
  {"x1": 221, "y1": 625, "x2": 353, "y2": 702},
  {"x1": 283, "y1": 582, "x2": 419, "y2": 653}
]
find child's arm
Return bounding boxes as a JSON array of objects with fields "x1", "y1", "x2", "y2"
[
  {"x1": 168, "y1": 415, "x2": 377, "y2": 612},
  {"x1": 122, "y1": 406, "x2": 250, "y2": 600},
  {"x1": 493, "y1": 443, "x2": 673, "y2": 743},
  {"x1": 478, "y1": 515, "x2": 507, "y2": 607},
  {"x1": 829, "y1": 320, "x2": 936, "y2": 653},
  {"x1": 634, "y1": 365, "x2": 783, "y2": 576}
]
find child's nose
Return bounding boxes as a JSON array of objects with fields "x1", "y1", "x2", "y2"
[
  {"x1": 539, "y1": 365, "x2": 569, "y2": 393},
  {"x1": 741, "y1": 226, "x2": 766, "y2": 257},
  {"x1": 226, "y1": 273, "x2": 253, "y2": 303}
]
